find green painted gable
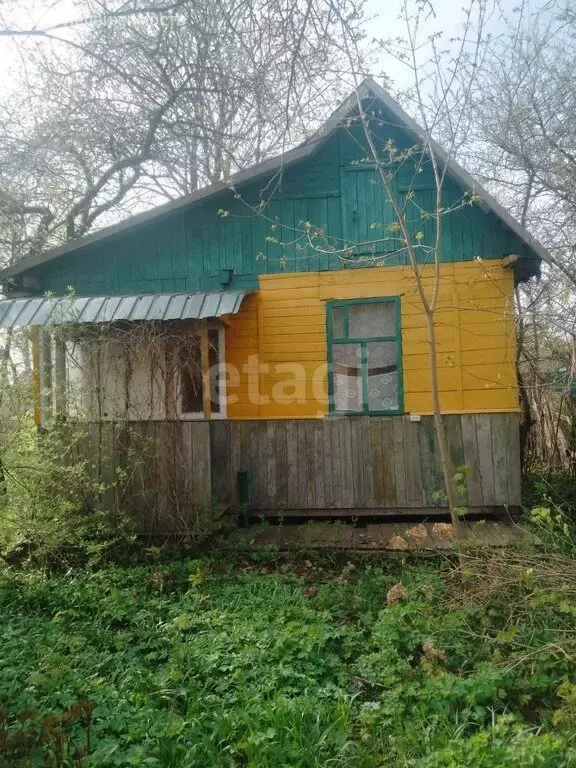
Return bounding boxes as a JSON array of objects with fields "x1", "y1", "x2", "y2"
[{"x1": 29, "y1": 103, "x2": 538, "y2": 298}]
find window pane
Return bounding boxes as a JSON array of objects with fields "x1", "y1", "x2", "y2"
[
  {"x1": 332, "y1": 306, "x2": 345, "y2": 338},
  {"x1": 332, "y1": 343, "x2": 363, "y2": 412},
  {"x1": 366, "y1": 341, "x2": 398, "y2": 411},
  {"x1": 349, "y1": 301, "x2": 395, "y2": 338}
]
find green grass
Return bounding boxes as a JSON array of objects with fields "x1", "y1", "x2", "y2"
[{"x1": 1, "y1": 550, "x2": 575, "y2": 767}]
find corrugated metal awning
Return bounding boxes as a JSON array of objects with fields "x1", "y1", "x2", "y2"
[{"x1": 0, "y1": 291, "x2": 247, "y2": 329}]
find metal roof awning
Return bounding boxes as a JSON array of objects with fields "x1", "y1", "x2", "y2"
[{"x1": 0, "y1": 291, "x2": 247, "y2": 329}]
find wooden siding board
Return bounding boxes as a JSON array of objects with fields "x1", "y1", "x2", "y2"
[
  {"x1": 381, "y1": 417, "x2": 397, "y2": 507},
  {"x1": 491, "y1": 412, "x2": 509, "y2": 506},
  {"x1": 305, "y1": 420, "x2": 317, "y2": 508},
  {"x1": 420, "y1": 417, "x2": 439, "y2": 507},
  {"x1": 297, "y1": 420, "x2": 308, "y2": 508},
  {"x1": 330, "y1": 419, "x2": 343, "y2": 508},
  {"x1": 322, "y1": 420, "x2": 334, "y2": 510},
  {"x1": 461, "y1": 414, "x2": 483, "y2": 506},
  {"x1": 392, "y1": 417, "x2": 407, "y2": 507},
  {"x1": 211, "y1": 420, "x2": 232, "y2": 506},
  {"x1": 445, "y1": 415, "x2": 468, "y2": 506},
  {"x1": 275, "y1": 420, "x2": 288, "y2": 506},
  {"x1": 258, "y1": 421, "x2": 269, "y2": 509},
  {"x1": 286, "y1": 420, "x2": 299, "y2": 508},
  {"x1": 475, "y1": 413, "x2": 496, "y2": 506},
  {"x1": 79, "y1": 414, "x2": 520, "y2": 528},
  {"x1": 404, "y1": 419, "x2": 423, "y2": 507},
  {"x1": 349, "y1": 417, "x2": 365, "y2": 508},
  {"x1": 313, "y1": 420, "x2": 326, "y2": 508},
  {"x1": 360, "y1": 416, "x2": 375, "y2": 509},
  {"x1": 505, "y1": 412, "x2": 522, "y2": 506},
  {"x1": 266, "y1": 421, "x2": 277, "y2": 510},
  {"x1": 339, "y1": 418, "x2": 355, "y2": 508},
  {"x1": 370, "y1": 417, "x2": 384, "y2": 507}
]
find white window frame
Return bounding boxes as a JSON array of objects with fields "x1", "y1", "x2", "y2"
[{"x1": 177, "y1": 321, "x2": 227, "y2": 420}]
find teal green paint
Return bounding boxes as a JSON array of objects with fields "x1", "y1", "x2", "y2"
[
  {"x1": 32, "y1": 112, "x2": 537, "y2": 298},
  {"x1": 326, "y1": 297, "x2": 404, "y2": 416}
]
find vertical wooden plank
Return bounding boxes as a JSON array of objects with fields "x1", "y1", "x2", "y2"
[
  {"x1": 305, "y1": 421, "x2": 316, "y2": 509},
  {"x1": 313, "y1": 421, "x2": 325, "y2": 509},
  {"x1": 445, "y1": 415, "x2": 468, "y2": 506},
  {"x1": 322, "y1": 420, "x2": 334, "y2": 510},
  {"x1": 404, "y1": 418, "x2": 423, "y2": 508},
  {"x1": 461, "y1": 414, "x2": 483, "y2": 507},
  {"x1": 350, "y1": 418, "x2": 365, "y2": 508},
  {"x1": 139, "y1": 422, "x2": 158, "y2": 531},
  {"x1": 297, "y1": 420, "x2": 308, "y2": 508},
  {"x1": 258, "y1": 421, "x2": 269, "y2": 509},
  {"x1": 286, "y1": 420, "x2": 299, "y2": 509},
  {"x1": 275, "y1": 420, "x2": 288, "y2": 506},
  {"x1": 229, "y1": 421, "x2": 241, "y2": 506},
  {"x1": 248, "y1": 420, "x2": 261, "y2": 509},
  {"x1": 490, "y1": 413, "x2": 509, "y2": 506},
  {"x1": 381, "y1": 417, "x2": 397, "y2": 508},
  {"x1": 420, "y1": 417, "x2": 440, "y2": 507},
  {"x1": 193, "y1": 421, "x2": 212, "y2": 510},
  {"x1": 210, "y1": 420, "x2": 231, "y2": 506},
  {"x1": 339, "y1": 417, "x2": 354, "y2": 508},
  {"x1": 156, "y1": 421, "x2": 176, "y2": 532},
  {"x1": 393, "y1": 417, "x2": 407, "y2": 508},
  {"x1": 371, "y1": 417, "x2": 385, "y2": 507},
  {"x1": 505, "y1": 413, "x2": 522, "y2": 506},
  {"x1": 180, "y1": 421, "x2": 194, "y2": 527},
  {"x1": 266, "y1": 420, "x2": 277, "y2": 509},
  {"x1": 475, "y1": 413, "x2": 495, "y2": 506},
  {"x1": 360, "y1": 416, "x2": 374, "y2": 509},
  {"x1": 330, "y1": 419, "x2": 343, "y2": 508}
]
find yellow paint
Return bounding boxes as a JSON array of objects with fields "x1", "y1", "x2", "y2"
[{"x1": 225, "y1": 261, "x2": 519, "y2": 419}]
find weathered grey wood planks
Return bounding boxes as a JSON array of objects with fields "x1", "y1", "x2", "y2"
[{"x1": 79, "y1": 413, "x2": 521, "y2": 530}]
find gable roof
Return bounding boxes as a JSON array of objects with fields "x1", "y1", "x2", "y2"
[{"x1": 0, "y1": 77, "x2": 546, "y2": 281}]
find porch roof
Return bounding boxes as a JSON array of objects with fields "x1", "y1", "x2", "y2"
[{"x1": 0, "y1": 290, "x2": 247, "y2": 329}]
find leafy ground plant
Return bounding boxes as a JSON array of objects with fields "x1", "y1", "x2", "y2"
[{"x1": 1, "y1": 547, "x2": 576, "y2": 767}]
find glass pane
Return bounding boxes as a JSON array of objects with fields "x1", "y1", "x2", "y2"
[
  {"x1": 366, "y1": 341, "x2": 399, "y2": 411},
  {"x1": 332, "y1": 342, "x2": 363, "y2": 412},
  {"x1": 332, "y1": 306, "x2": 345, "y2": 338},
  {"x1": 349, "y1": 301, "x2": 395, "y2": 338}
]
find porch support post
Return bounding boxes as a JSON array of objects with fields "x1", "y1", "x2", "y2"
[
  {"x1": 54, "y1": 337, "x2": 67, "y2": 417},
  {"x1": 200, "y1": 321, "x2": 212, "y2": 420},
  {"x1": 31, "y1": 326, "x2": 43, "y2": 426},
  {"x1": 42, "y1": 329, "x2": 53, "y2": 417}
]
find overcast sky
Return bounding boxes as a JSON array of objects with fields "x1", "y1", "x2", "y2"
[{"x1": 0, "y1": 0, "x2": 537, "y2": 98}]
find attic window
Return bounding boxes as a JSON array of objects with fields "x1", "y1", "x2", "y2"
[{"x1": 327, "y1": 298, "x2": 403, "y2": 415}]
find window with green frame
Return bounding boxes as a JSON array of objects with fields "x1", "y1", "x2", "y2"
[{"x1": 327, "y1": 297, "x2": 403, "y2": 415}]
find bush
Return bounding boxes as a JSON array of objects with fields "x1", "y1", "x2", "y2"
[
  {"x1": 0, "y1": 415, "x2": 133, "y2": 568},
  {"x1": 523, "y1": 465, "x2": 576, "y2": 519}
]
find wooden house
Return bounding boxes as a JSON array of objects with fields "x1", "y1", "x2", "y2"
[{"x1": 0, "y1": 79, "x2": 545, "y2": 527}]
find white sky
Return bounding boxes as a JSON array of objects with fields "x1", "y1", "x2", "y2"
[{"x1": 0, "y1": 0, "x2": 533, "y2": 97}]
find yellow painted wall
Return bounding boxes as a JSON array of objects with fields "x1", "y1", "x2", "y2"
[{"x1": 225, "y1": 260, "x2": 519, "y2": 419}]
